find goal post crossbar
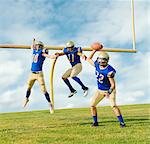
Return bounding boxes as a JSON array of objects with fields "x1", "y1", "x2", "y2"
[{"x1": 0, "y1": 45, "x2": 137, "y2": 53}]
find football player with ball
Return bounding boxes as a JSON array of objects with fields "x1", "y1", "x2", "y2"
[{"x1": 87, "y1": 42, "x2": 126, "y2": 127}]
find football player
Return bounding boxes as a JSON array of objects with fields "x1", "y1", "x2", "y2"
[
  {"x1": 55, "y1": 41, "x2": 88, "y2": 98},
  {"x1": 23, "y1": 39, "x2": 57, "y2": 114},
  {"x1": 87, "y1": 50, "x2": 126, "y2": 127}
]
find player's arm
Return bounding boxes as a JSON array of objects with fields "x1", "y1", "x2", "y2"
[
  {"x1": 55, "y1": 47, "x2": 66, "y2": 57},
  {"x1": 42, "y1": 53, "x2": 57, "y2": 59},
  {"x1": 42, "y1": 48, "x2": 57, "y2": 59},
  {"x1": 105, "y1": 72, "x2": 116, "y2": 97},
  {"x1": 77, "y1": 52, "x2": 87, "y2": 60},
  {"x1": 77, "y1": 47, "x2": 87, "y2": 60},
  {"x1": 108, "y1": 77, "x2": 116, "y2": 92},
  {"x1": 31, "y1": 38, "x2": 35, "y2": 49},
  {"x1": 55, "y1": 52, "x2": 65, "y2": 57},
  {"x1": 86, "y1": 50, "x2": 97, "y2": 66}
]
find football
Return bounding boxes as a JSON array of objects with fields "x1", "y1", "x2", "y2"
[{"x1": 91, "y1": 42, "x2": 103, "y2": 50}]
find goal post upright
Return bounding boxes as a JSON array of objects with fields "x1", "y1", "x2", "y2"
[
  {"x1": 50, "y1": 58, "x2": 57, "y2": 107},
  {"x1": 131, "y1": 0, "x2": 136, "y2": 50}
]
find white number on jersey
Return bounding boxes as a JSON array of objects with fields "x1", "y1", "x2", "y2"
[
  {"x1": 33, "y1": 54, "x2": 39, "y2": 63},
  {"x1": 68, "y1": 54, "x2": 74, "y2": 62},
  {"x1": 96, "y1": 71, "x2": 104, "y2": 83},
  {"x1": 98, "y1": 74, "x2": 104, "y2": 83}
]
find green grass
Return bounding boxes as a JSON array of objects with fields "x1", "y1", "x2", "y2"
[{"x1": 0, "y1": 104, "x2": 149, "y2": 144}]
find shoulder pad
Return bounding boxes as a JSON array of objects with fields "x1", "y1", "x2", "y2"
[
  {"x1": 107, "y1": 71, "x2": 115, "y2": 78},
  {"x1": 63, "y1": 48, "x2": 68, "y2": 54}
]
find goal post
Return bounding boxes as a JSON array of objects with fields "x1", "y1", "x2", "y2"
[
  {"x1": 0, "y1": 0, "x2": 136, "y2": 53},
  {"x1": 50, "y1": 58, "x2": 57, "y2": 107}
]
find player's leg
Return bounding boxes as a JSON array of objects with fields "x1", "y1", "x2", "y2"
[
  {"x1": 71, "y1": 63, "x2": 88, "y2": 97},
  {"x1": 62, "y1": 68, "x2": 76, "y2": 97},
  {"x1": 90, "y1": 89, "x2": 105, "y2": 127},
  {"x1": 109, "y1": 90, "x2": 125, "y2": 127},
  {"x1": 72, "y1": 76, "x2": 88, "y2": 96},
  {"x1": 37, "y1": 72, "x2": 50, "y2": 102},
  {"x1": 23, "y1": 73, "x2": 36, "y2": 107},
  {"x1": 37, "y1": 72, "x2": 54, "y2": 113}
]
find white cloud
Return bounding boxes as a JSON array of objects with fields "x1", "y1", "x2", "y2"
[
  {"x1": 0, "y1": 85, "x2": 25, "y2": 112},
  {"x1": 0, "y1": 60, "x2": 23, "y2": 90},
  {"x1": 115, "y1": 51, "x2": 149, "y2": 105},
  {"x1": 75, "y1": 0, "x2": 148, "y2": 48}
]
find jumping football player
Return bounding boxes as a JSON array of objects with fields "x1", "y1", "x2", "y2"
[
  {"x1": 55, "y1": 41, "x2": 88, "y2": 98},
  {"x1": 87, "y1": 50, "x2": 126, "y2": 127},
  {"x1": 23, "y1": 39, "x2": 57, "y2": 114}
]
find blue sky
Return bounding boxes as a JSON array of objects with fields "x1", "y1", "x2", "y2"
[{"x1": 0, "y1": 0, "x2": 149, "y2": 112}]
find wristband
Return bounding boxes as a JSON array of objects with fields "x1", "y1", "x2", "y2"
[{"x1": 108, "y1": 88, "x2": 113, "y2": 94}]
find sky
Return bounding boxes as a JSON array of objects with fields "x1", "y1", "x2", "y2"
[{"x1": 0, "y1": 0, "x2": 149, "y2": 113}]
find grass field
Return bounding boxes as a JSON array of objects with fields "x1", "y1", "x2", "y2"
[{"x1": 0, "y1": 104, "x2": 149, "y2": 144}]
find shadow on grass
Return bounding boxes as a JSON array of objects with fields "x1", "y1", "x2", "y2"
[
  {"x1": 78, "y1": 117, "x2": 150, "y2": 127},
  {"x1": 79, "y1": 122, "x2": 105, "y2": 126},
  {"x1": 125, "y1": 118, "x2": 150, "y2": 124}
]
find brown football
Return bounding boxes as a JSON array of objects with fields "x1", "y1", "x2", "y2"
[{"x1": 91, "y1": 42, "x2": 103, "y2": 50}]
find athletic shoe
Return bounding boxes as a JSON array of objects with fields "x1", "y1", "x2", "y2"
[
  {"x1": 49, "y1": 103, "x2": 54, "y2": 114},
  {"x1": 68, "y1": 90, "x2": 77, "y2": 98},
  {"x1": 23, "y1": 98, "x2": 29, "y2": 108},
  {"x1": 91, "y1": 122, "x2": 99, "y2": 127},
  {"x1": 120, "y1": 123, "x2": 126, "y2": 128},
  {"x1": 83, "y1": 87, "x2": 89, "y2": 97}
]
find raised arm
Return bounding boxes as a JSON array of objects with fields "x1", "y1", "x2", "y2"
[
  {"x1": 86, "y1": 50, "x2": 97, "y2": 66},
  {"x1": 31, "y1": 38, "x2": 35, "y2": 49}
]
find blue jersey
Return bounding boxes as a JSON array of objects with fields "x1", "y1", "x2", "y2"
[
  {"x1": 31, "y1": 49, "x2": 48, "y2": 72},
  {"x1": 94, "y1": 61, "x2": 116, "y2": 90},
  {"x1": 63, "y1": 47, "x2": 82, "y2": 67}
]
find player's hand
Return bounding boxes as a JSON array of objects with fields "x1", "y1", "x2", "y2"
[
  {"x1": 55, "y1": 52, "x2": 59, "y2": 58},
  {"x1": 53, "y1": 54, "x2": 58, "y2": 59},
  {"x1": 31, "y1": 38, "x2": 36, "y2": 49}
]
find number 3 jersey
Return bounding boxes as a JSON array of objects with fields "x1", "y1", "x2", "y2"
[
  {"x1": 94, "y1": 61, "x2": 116, "y2": 91},
  {"x1": 31, "y1": 49, "x2": 48, "y2": 72},
  {"x1": 63, "y1": 47, "x2": 82, "y2": 67}
]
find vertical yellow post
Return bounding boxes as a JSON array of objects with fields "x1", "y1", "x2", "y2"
[
  {"x1": 131, "y1": 0, "x2": 136, "y2": 50},
  {"x1": 49, "y1": 58, "x2": 57, "y2": 113}
]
